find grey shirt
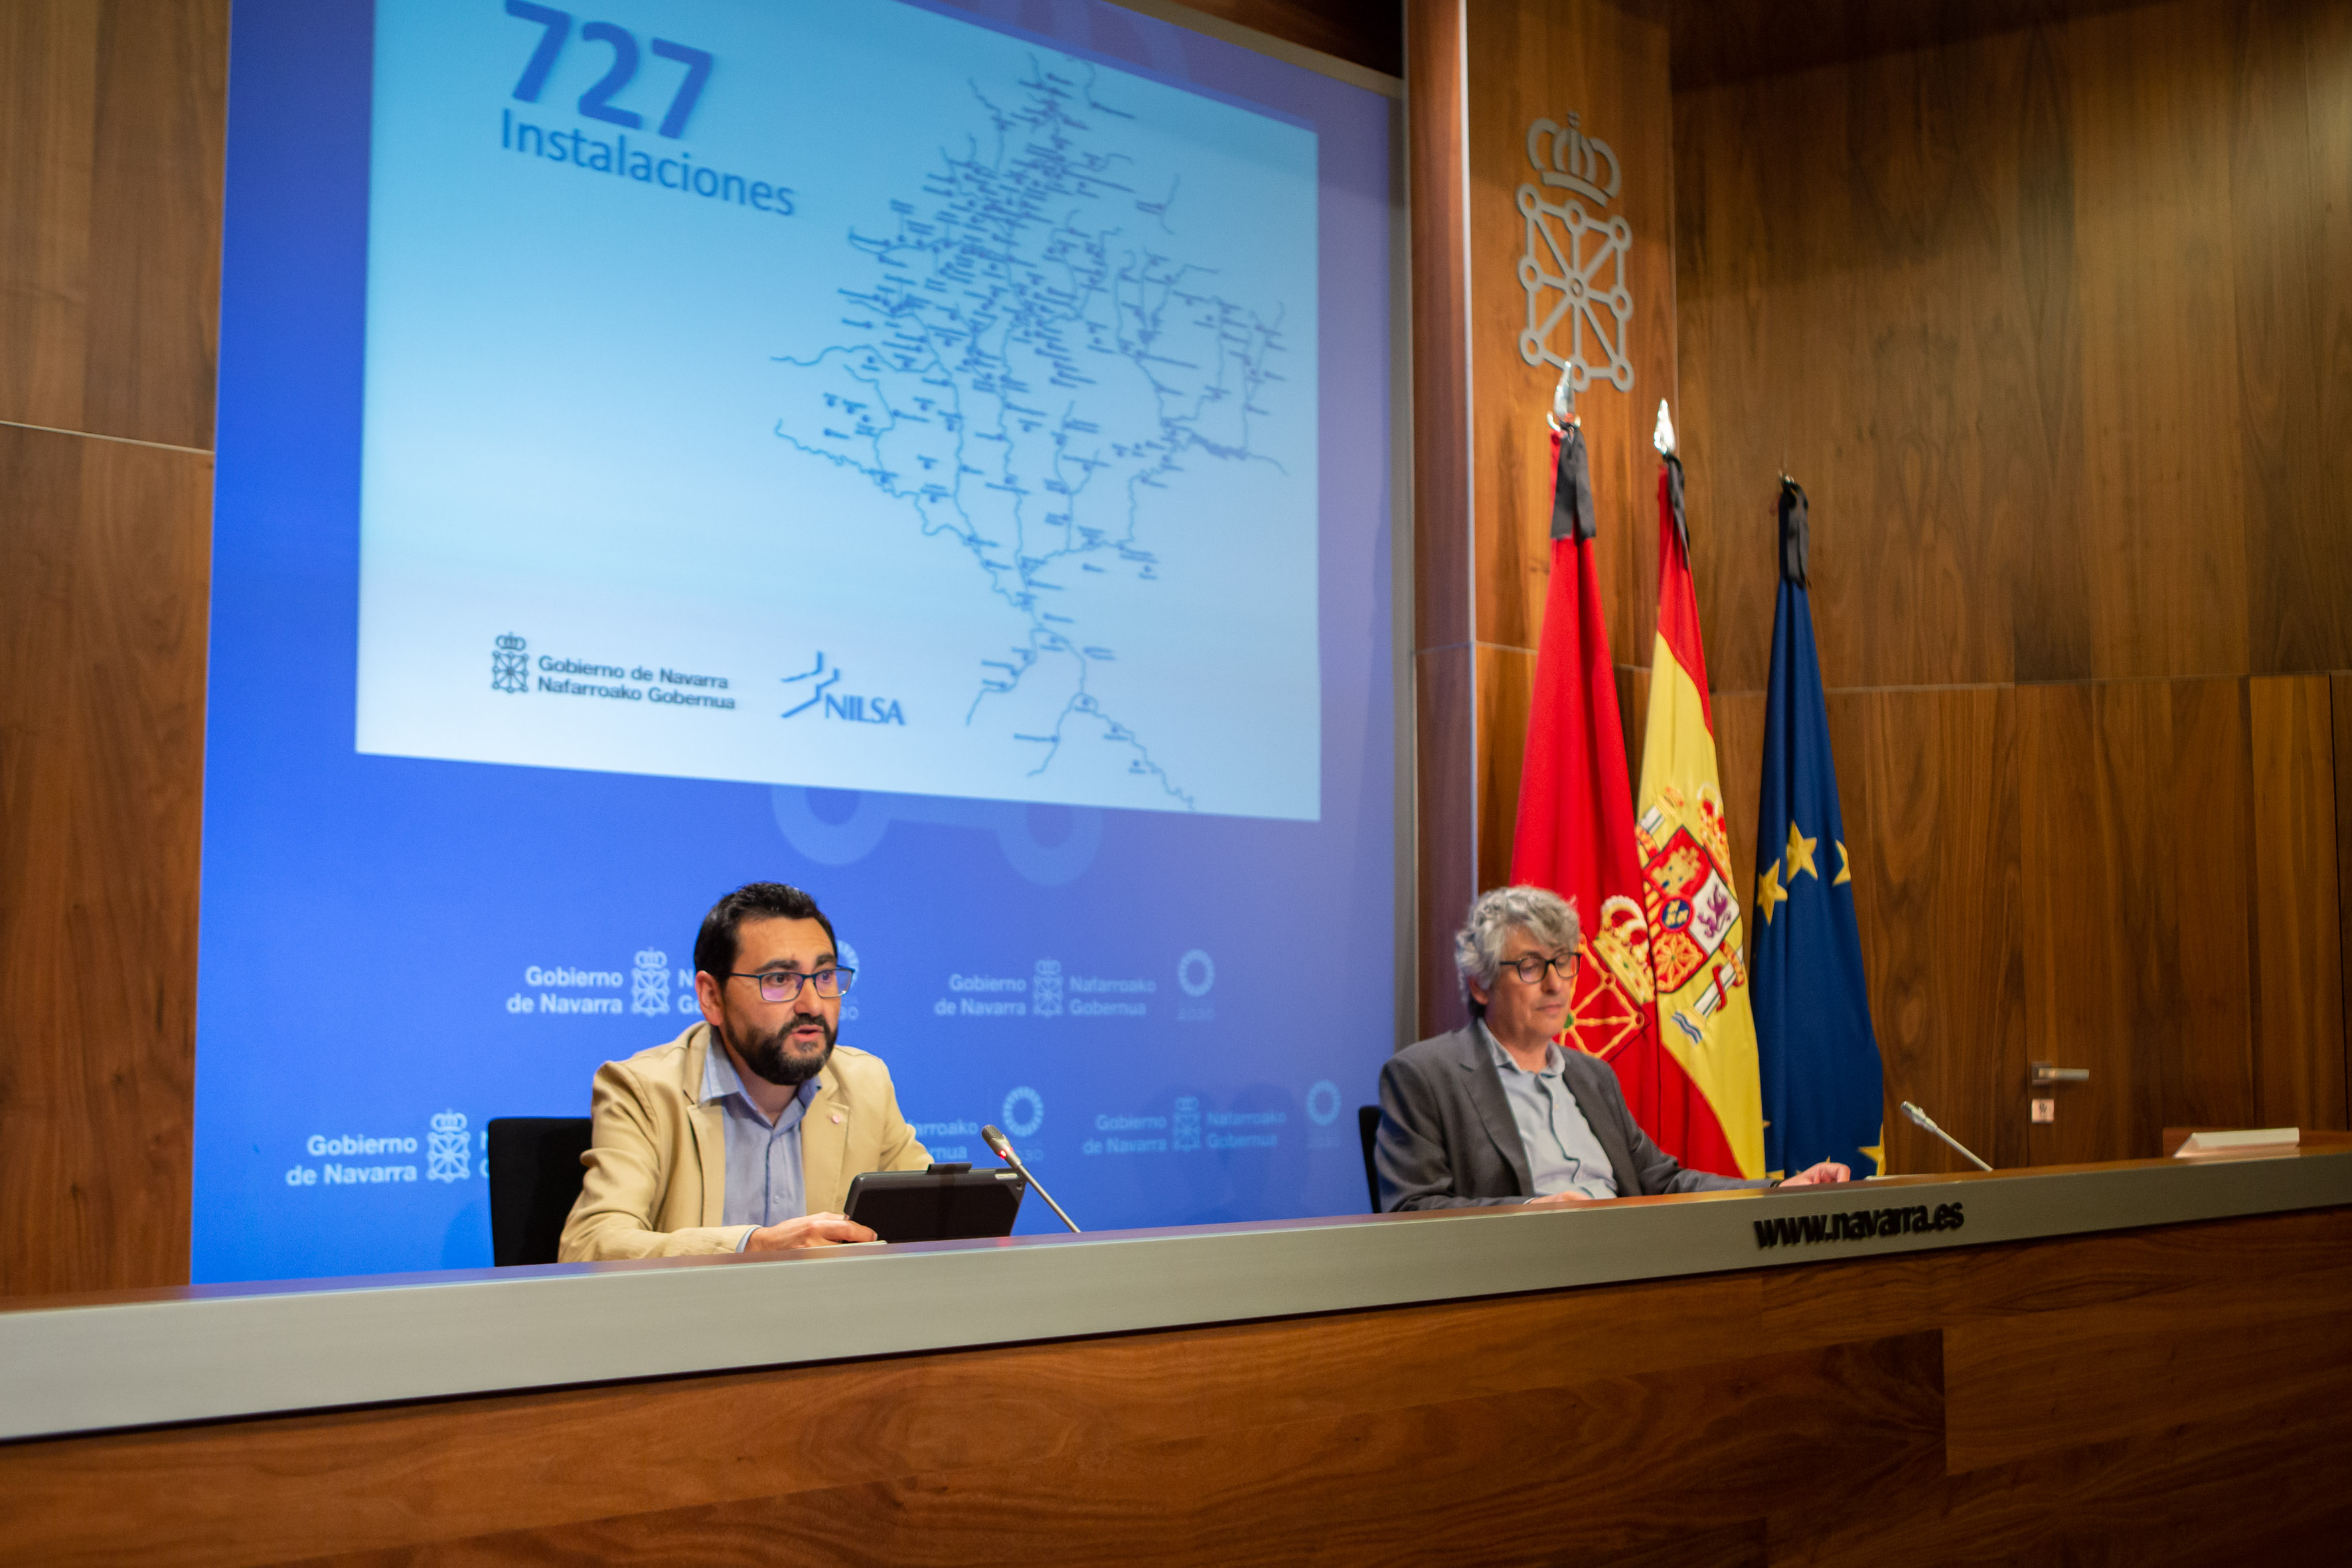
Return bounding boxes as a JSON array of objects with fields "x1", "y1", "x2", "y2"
[
  {"x1": 1480, "y1": 1022, "x2": 1619, "y2": 1199},
  {"x1": 701, "y1": 1042, "x2": 821, "y2": 1246}
]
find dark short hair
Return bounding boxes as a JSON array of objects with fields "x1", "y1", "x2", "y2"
[{"x1": 693, "y1": 882, "x2": 837, "y2": 980}]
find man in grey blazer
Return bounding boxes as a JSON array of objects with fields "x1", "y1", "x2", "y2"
[{"x1": 1377, "y1": 886, "x2": 1849, "y2": 1211}]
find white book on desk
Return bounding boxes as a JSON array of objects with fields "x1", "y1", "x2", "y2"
[{"x1": 2173, "y1": 1127, "x2": 2300, "y2": 1158}]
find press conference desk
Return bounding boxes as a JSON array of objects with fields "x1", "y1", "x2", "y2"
[{"x1": 6, "y1": 1148, "x2": 2351, "y2": 1565}]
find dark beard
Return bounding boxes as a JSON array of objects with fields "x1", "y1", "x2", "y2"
[{"x1": 724, "y1": 1008, "x2": 836, "y2": 1088}]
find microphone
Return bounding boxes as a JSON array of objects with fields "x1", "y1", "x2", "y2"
[
  {"x1": 1901, "y1": 1101, "x2": 1994, "y2": 1172},
  {"x1": 980, "y1": 1125, "x2": 1081, "y2": 1233}
]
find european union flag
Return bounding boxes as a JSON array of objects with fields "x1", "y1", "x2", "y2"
[{"x1": 1751, "y1": 481, "x2": 1885, "y2": 1178}]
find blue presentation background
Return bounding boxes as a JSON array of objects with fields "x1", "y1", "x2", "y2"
[{"x1": 196, "y1": 0, "x2": 1397, "y2": 1283}]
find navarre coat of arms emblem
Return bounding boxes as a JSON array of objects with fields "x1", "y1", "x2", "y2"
[
  {"x1": 491, "y1": 633, "x2": 528, "y2": 694},
  {"x1": 427, "y1": 1109, "x2": 471, "y2": 1182},
  {"x1": 1516, "y1": 113, "x2": 1634, "y2": 397}
]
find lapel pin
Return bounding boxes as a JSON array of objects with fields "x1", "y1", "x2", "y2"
[{"x1": 830, "y1": 1112, "x2": 844, "y2": 1125}]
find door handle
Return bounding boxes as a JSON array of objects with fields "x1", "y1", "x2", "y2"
[{"x1": 2031, "y1": 1061, "x2": 2090, "y2": 1085}]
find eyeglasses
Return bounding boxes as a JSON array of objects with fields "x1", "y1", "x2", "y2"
[
  {"x1": 726, "y1": 967, "x2": 856, "y2": 1003},
  {"x1": 1500, "y1": 951, "x2": 1579, "y2": 986}
]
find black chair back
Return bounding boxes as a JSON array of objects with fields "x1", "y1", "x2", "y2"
[
  {"x1": 1358, "y1": 1104, "x2": 1383, "y2": 1214},
  {"x1": 487, "y1": 1117, "x2": 593, "y2": 1266}
]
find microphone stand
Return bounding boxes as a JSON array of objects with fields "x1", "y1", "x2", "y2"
[
  {"x1": 1901, "y1": 1101, "x2": 1994, "y2": 1172},
  {"x1": 982, "y1": 1125, "x2": 1081, "y2": 1233}
]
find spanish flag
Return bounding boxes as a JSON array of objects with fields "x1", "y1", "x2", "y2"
[{"x1": 1630, "y1": 436, "x2": 1764, "y2": 1180}]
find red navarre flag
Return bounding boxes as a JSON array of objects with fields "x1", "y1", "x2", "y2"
[{"x1": 1508, "y1": 420, "x2": 1672, "y2": 1131}]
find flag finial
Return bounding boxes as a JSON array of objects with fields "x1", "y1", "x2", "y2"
[
  {"x1": 1549, "y1": 360, "x2": 1578, "y2": 430},
  {"x1": 1652, "y1": 400, "x2": 1676, "y2": 455},
  {"x1": 1777, "y1": 478, "x2": 1810, "y2": 587}
]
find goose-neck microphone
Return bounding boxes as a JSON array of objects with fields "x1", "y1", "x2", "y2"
[
  {"x1": 1901, "y1": 1101, "x2": 1994, "y2": 1172},
  {"x1": 981, "y1": 1125, "x2": 1081, "y2": 1233}
]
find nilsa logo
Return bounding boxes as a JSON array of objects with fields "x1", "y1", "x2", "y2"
[
  {"x1": 1001, "y1": 1085, "x2": 1045, "y2": 1139},
  {"x1": 1172, "y1": 1095, "x2": 1202, "y2": 1151},
  {"x1": 428, "y1": 1110, "x2": 471, "y2": 1182},
  {"x1": 1177, "y1": 949, "x2": 1215, "y2": 997},
  {"x1": 633, "y1": 949, "x2": 672, "y2": 1015},
  {"x1": 1305, "y1": 1079, "x2": 1342, "y2": 1127},
  {"x1": 492, "y1": 633, "x2": 529, "y2": 693},
  {"x1": 1753, "y1": 1201, "x2": 1964, "y2": 1250},
  {"x1": 1032, "y1": 959, "x2": 1063, "y2": 1018},
  {"x1": 780, "y1": 651, "x2": 905, "y2": 726},
  {"x1": 1516, "y1": 112, "x2": 1634, "y2": 396}
]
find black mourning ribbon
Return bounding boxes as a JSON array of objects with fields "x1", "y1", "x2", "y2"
[
  {"x1": 1664, "y1": 452, "x2": 1689, "y2": 556},
  {"x1": 1550, "y1": 424, "x2": 1597, "y2": 542},
  {"x1": 1778, "y1": 477, "x2": 1810, "y2": 587}
]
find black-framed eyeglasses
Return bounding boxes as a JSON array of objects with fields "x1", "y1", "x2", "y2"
[
  {"x1": 726, "y1": 967, "x2": 856, "y2": 1003},
  {"x1": 1501, "y1": 951, "x2": 1579, "y2": 986}
]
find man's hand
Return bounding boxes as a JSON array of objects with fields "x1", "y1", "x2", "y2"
[
  {"x1": 1522, "y1": 1191, "x2": 1601, "y2": 1208},
  {"x1": 744, "y1": 1214, "x2": 877, "y2": 1251},
  {"x1": 1778, "y1": 1161, "x2": 1852, "y2": 1188}
]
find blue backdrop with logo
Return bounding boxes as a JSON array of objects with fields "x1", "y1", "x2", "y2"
[{"x1": 195, "y1": 0, "x2": 1398, "y2": 1281}]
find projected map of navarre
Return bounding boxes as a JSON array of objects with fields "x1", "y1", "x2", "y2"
[
  {"x1": 355, "y1": 5, "x2": 1321, "y2": 821},
  {"x1": 771, "y1": 64, "x2": 1298, "y2": 813}
]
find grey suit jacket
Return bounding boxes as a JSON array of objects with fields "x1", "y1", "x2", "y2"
[{"x1": 1374, "y1": 1026, "x2": 1766, "y2": 1211}]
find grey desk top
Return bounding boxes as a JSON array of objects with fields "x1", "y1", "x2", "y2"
[{"x1": 4, "y1": 1148, "x2": 2347, "y2": 1444}]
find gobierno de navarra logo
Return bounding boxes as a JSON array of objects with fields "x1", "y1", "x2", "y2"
[
  {"x1": 487, "y1": 632, "x2": 738, "y2": 709},
  {"x1": 492, "y1": 633, "x2": 528, "y2": 693}
]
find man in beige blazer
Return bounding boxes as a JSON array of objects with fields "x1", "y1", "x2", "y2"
[{"x1": 560, "y1": 883, "x2": 931, "y2": 1260}]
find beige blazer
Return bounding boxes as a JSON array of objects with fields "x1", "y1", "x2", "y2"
[{"x1": 558, "y1": 1022, "x2": 931, "y2": 1261}]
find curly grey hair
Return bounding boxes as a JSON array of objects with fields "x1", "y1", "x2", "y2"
[{"x1": 1454, "y1": 885, "x2": 1581, "y2": 1018}]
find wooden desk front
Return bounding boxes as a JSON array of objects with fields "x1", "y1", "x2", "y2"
[{"x1": 3, "y1": 1153, "x2": 2349, "y2": 1565}]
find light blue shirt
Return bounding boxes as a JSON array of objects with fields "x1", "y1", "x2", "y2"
[
  {"x1": 1481, "y1": 1022, "x2": 1618, "y2": 1200},
  {"x1": 701, "y1": 1042, "x2": 821, "y2": 1248}
]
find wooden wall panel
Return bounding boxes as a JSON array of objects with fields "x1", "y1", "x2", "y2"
[
  {"x1": 1672, "y1": 33, "x2": 2037, "y2": 694},
  {"x1": 2248, "y1": 675, "x2": 2348, "y2": 1130},
  {"x1": 2015, "y1": 680, "x2": 2257, "y2": 1164},
  {"x1": 2229, "y1": 0, "x2": 2352, "y2": 676},
  {"x1": 2339, "y1": 672, "x2": 2352, "y2": 1114},
  {"x1": 1415, "y1": 645, "x2": 1474, "y2": 1037},
  {"x1": 1672, "y1": 0, "x2": 2351, "y2": 1174},
  {"x1": 0, "y1": 0, "x2": 227, "y2": 449},
  {"x1": 1673, "y1": 0, "x2": 2352, "y2": 689},
  {"x1": 0, "y1": 425, "x2": 212, "y2": 1296},
  {"x1": 1462, "y1": 0, "x2": 1677, "y2": 665},
  {"x1": 1473, "y1": 645, "x2": 1535, "y2": 895},
  {"x1": 2067, "y1": 2, "x2": 2251, "y2": 682},
  {"x1": 1178, "y1": 0, "x2": 1402, "y2": 76},
  {"x1": 1410, "y1": 0, "x2": 1679, "y2": 1013},
  {"x1": 1407, "y1": 0, "x2": 1470, "y2": 1039},
  {"x1": 1709, "y1": 689, "x2": 1765, "y2": 917},
  {"x1": 1826, "y1": 688, "x2": 2027, "y2": 1172},
  {"x1": 1407, "y1": 0, "x2": 1470, "y2": 662}
]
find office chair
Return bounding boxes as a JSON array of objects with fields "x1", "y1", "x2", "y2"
[{"x1": 487, "y1": 1117, "x2": 593, "y2": 1265}]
